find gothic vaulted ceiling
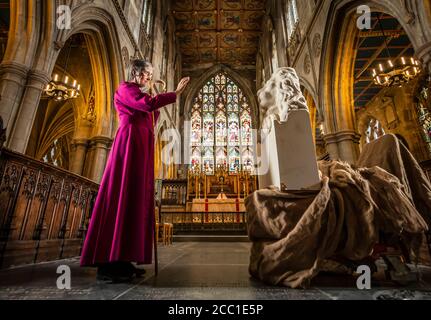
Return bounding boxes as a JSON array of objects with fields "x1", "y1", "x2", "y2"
[{"x1": 172, "y1": 0, "x2": 266, "y2": 70}]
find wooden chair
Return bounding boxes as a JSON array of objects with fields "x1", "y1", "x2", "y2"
[
  {"x1": 162, "y1": 223, "x2": 174, "y2": 245},
  {"x1": 167, "y1": 223, "x2": 174, "y2": 244},
  {"x1": 155, "y1": 205, "x2": 160, "y2": 244}
]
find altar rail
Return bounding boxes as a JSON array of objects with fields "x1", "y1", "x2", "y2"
[
  {"x1": 160, "y1": 211, "x2": 247, "y2": 234},
  {"x1": 0, "y1": 148, "x2": 99, "y2": 269}
]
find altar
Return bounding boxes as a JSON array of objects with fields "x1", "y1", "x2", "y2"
[
  {"x1": 188, "y1": 197, "x2": 246, "y2": 212},
  {"x1": 185, "y1": 165, "x2": 256, "y2": 213}
]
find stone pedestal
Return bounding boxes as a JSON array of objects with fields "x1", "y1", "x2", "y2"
[
  {"x1": 257, "y1": 67, "x2": 321, "y2": 191},
  {"x1": 258, "y1": 110, "x2": 320, "y2": 190}
]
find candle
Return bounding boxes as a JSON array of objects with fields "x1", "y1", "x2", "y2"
[{"x1": 237, "y1": 174, "x2": 240, "y2": 199}]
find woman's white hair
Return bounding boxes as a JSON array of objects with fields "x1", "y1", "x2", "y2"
[{"x1": 128, "y1": 59, "x2": 153, "y2": 81}]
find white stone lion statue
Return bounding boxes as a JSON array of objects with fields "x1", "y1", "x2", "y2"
[{"x1": 258, "y1": 67, "x2": 309, "y2": 130}]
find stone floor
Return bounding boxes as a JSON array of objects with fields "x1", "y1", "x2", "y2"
[{"x1": 1, "y1": 242, "x2": 431, "y2": 300}]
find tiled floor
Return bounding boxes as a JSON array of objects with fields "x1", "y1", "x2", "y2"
[{"x1": 1, "y1": 242, "x2": 431, "y2": 300}]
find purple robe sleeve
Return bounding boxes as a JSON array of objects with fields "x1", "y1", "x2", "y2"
[{"x1": 117, "y1": 83, "x2": 177, "y2": 112}]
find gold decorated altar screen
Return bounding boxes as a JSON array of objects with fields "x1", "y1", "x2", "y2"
[
  {"x1": 157, "y1": 165, "x2": 257, "y2": 229},
  {"x1": 185, "y1": 164, "x2": 256, "y2": 222}
]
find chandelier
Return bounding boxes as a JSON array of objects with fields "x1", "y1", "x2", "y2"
[
  {"x1": 44, "y1": 36, "x2": 81, "y2": 101},
  {"x1": 371, "y1": 16, "x2": 421, "y2": 87},
  {"x1": 44, "y1": 74, "x2": 81, "y2": 101},
  {"x1": 372, "y1": 56, "x2": 421, "y2": 87}
]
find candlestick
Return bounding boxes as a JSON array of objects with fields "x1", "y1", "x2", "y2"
[{"x1": 204, "y1": 173, "x2": 207, "y2": 199}]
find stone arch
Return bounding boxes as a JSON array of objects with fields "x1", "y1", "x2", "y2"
[
  {"x1": 318, "y1": 0, "x2": 427, "y2": 163},
  {"x1": 0, "y1": 0, "x2": 53, "y2": 150},
  {"x1": 256, "y1": 52, "x2": 265, "y2": 89},
  {"x1": 51, "y1": 6, "x2": 124, "y2": 138},
  {"x1": 414, "y1": 0, "x2": 431, "y2": 73},
  {"x1": 2, "y1": 0, "x2": 42, "y2": 67},
  {"x1": 300, "y1": 83, "x2": 326, "y2": 157},
  {"x1": 3, "y1": 3, "x2": 125, "y2": 165},
  {"x1": 33, "y1": 100, "x2": 75, "y2": 165},
  {"x1": 299, "y1": 77, "x2": 318, "y2": 112},
  {"x1": 260, "y1": 14, "x2": 277, "y2": 77},
  {"x1": 23, "y1": 5, "x2": 126, "y2": 181},
  {"x1": 183, "y1": 64, "x2": 259, "y2": 129}
]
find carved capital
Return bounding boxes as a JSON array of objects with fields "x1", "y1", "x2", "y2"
[
  {"x1": 89, "y1": 136, "x2": 113, "y2": 149},
  {"x1": 0, "y1": 62, "x2": 29, "y2": 82},
  {"x1": 323, "y1": 130, "x2": 361, "y2": 145},
  {"x1": 71, "y1": 138, "x2": 89, "y2": 149},
  {"x1": 27, "y1": 70, "x2": 51, "y2": 89}
]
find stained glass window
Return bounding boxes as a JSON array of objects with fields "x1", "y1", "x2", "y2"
[
  {"x1": 286, "y1": 0, "x2": 299, "y2": 39},
  {"x1": 365, "y1": 117, "x2": 385, "y2": 144},
  {"x1": 190, "y1": 72, "x2": 254, "y2": 174},
  {"x1": 416, "y1": 83, "x2": 431, "y2": 156}
]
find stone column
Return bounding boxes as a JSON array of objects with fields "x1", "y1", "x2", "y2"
[
  {"x1": 324, "y1": 130, "x2": 361, "y2": 164},
  {"x1": 323, "y1": 133, "x2": 340, "y2": 160},
  {"x1": 7, "y1": 69, "x2": 50, "y2": 153},
  {"x1": 416, "y1": 42, "x2": 431, "y2": 74},
  {"x1": 337, "y1": 131, "x2": 361, "y2": 164},
  {"x1": 87, "y1": 136, "x2": 112, "y2": 183},
  {"x1": 70, "y1": 138, "x2": 89, "y2": 176},
  {"x1": 0, "y1": 62, "x2": 29, "y2": 140}
]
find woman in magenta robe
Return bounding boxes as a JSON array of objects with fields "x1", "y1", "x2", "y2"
[{"x1": 80, "y1": 59, "x2": 190, "y2": 282}]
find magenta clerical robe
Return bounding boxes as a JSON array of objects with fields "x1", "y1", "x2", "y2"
[{"x1": 80, "y1": 82, "x2": 176, "y2": 266}]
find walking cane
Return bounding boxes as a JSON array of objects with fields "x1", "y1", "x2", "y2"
[
  {"x1": 153, "y1": 111, "x2": 159, "y2": 277},
  {"x1": 154, "y1": 196, "x2": 162, "y2": 276},
  {"x1": 153, "y1": 212, "x2": 158, "y2": 276}
]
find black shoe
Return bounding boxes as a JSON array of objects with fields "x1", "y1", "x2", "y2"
[
  {"x1": 96, "y1": 262, "x2": 134, "y2": 283},
  {"x1": 119, "y1": 262, "x2": 146, "y2": 277},
  {"x1": 131, "y1": 264, "x2": 146, "y2": 277}
]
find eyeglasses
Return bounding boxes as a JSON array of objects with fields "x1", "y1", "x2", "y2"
[{"x1": 137, "y1": 70, "x2": 153, "y2": 79}]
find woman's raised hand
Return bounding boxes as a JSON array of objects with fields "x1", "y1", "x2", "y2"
[{"x1": 175, "y1": 77, "x2": 190, "y2": 96}]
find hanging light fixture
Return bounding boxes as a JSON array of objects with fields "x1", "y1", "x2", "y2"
[
  {"x1": 44, "y1": 36, "x2": 81, "y2": 101},
  {"x1": 371, "y1": 16, "x2": 421, "y2": 87}
]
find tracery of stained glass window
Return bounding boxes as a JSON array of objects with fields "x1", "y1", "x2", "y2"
[
  {"x1": 416, "y1": 83, "x2": 431, "y2": 156},
  {"x1": 365, "y1": 117, "x2": 385, "y2": 144},
  {"x1": 42, "y1": 137, "x2": 70, "y2": 170},
  {"x1": 142, "y1": 0, "x2": 154, "y2": 35},
  {"x1": 190, "y1": 72, "x2": 254, "y2": 174},
  {"x1": 286, "y1": 0, "x2": 299, "y2": 39}
]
